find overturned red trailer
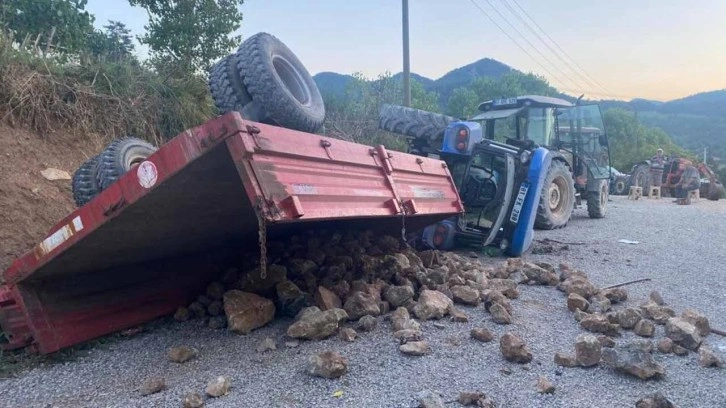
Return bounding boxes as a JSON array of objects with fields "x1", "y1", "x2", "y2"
[{"x1": 0, "y1": 112, "x2": 464, "y2": 354}]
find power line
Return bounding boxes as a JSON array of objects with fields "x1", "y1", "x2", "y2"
[
  {"x1": 477, "y1": 0, "x2": 593, "y2": 93},
  {"x1": 467, "y1": 0, "x2": 576, "y2": 92},
  {"x1": 497, "y1": 0, "x2": 614, "y2": 99},
  {"x1": 509, "y1": 0, "x2": 617, "y2": 99}
]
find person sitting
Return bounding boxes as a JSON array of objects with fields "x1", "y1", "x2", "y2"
[{"x1": 673, "y1": 163, "x2": 700, "y2": 204}]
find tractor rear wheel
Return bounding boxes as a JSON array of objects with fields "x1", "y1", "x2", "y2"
[
  {"x1": 72, "y1": 155, "x2": 101, "y2": 207},
  {"x1": 630, "y1": 163, "x2": 651, "y2": 191},
  {"x1": 587, "y1": 179, "x2": 608, "y2": 218},
  {"x1": 378, "y1": 104, "x2": 457, "y2": 141},
  {"x1": 535, "y1": 160, "x2": 575, "y2": 230}
]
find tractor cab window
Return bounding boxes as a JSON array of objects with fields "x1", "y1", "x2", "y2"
[
  {"x1": 460, "y1": 150, "x2": 507, "y2": 231},
  {"x1": 523, "y1": 107, "x2": 555, "y2": 147},
  {"x1": 558, "y1": 104, "x2": 610, "y2": 177}
]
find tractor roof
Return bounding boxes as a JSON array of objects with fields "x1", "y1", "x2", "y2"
[{"x1": 478, "y1": 95, "x2": 574, "y2": 111}]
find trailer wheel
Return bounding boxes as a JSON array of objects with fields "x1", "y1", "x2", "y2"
[
  {"x1": 379, "y1": 104, "x2": 457, "y2": 141},
  {"x1": 236, "y1": 32, "x2": 325, "y2": 133},
  {"x1": 535, "y1": 160, "x2": 575, "y2": 230},
  {"x1": 72, "y1": 155, "x2": 101, "y2": 207},
  {"x1": 612, "y1": 176, "x2": 628, "y2": 195},
  {"x1": 209, "y1": 54, "x2": 253, "y2": 115},
  {"x1": 587, "y1": 179, "x2": 608, "y2": 218},
  {"x1": 96, "y1": 138, "x2": 158, "y2": 190},
  {"x1": 707, "y1": 182, "x2": 724, "y2": 201}
]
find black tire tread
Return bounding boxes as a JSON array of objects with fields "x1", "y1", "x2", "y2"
[
  {"x1": 236, "y1": 32, "x2": 325, "y2": 133},
  {"x1": 378, "y1": 104, "x2": 457, "y2": 141},
  {"x1": 72, "y1": 155, "x2": 101, "y2": 207},
  {"x1": 587, "y1": 180, "x2": 608, "y2": 218},
  {"x1": 96, "y1": 137, "x2": 157, "y2": 190},
  {"x1": 534, "y1": 160, "x2": 575, "y2": 230},
  {"x1": 208, "y1": 54, "x2": 252, "y2": 114}
]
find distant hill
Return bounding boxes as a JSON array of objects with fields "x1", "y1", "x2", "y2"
[{"x1": 313, "y1": 58, "x2": 512, "y2": 104}]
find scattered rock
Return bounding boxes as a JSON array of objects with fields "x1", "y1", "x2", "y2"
[
  {"x1": 451, "y1": 285, "x2": 481, "y2": 306},
  {"x1": 698, "y1": 346, "x2": 724, "y2": 368},
  {"x1": 206, "y1": 376, "x2": 231, "y2": 397},
  {"x1": 665, "y1": 317, "x2": 702, "y2": 351},
  {"x1": 358, "y1": 315, "x2": 377, "y2": 332},
  {"x1": 657, "y1": 338, "x2": 673, "y2": 354},
  {"x1": 634, "y1": 319, "x2": 656, "y2": 338},
  {"x1": 208, "y1": 316, "x2": 227, "y2": 329},
  {"x1": 449, "y1": 306, "x2": 469, "y2": 322},
  {"x1": 174, "y1": 307, "x2": 190, "y2": 322},
  {"x1": 648, "y1": 291, "x2": 665, "y2": 306},
  {"x1": 344, "y1": 291, "x2": 381, "y2": 320},
  {"x1": 433, "y1": 322, "x2": 446, "y2": 329},
  {"x1": 597, "y1": 335, "x2": 616, "y2": 348},
  {"x1": 140, "y1": 377, "x2": 165, "y2": 396},
  {"x1": 182, "y1": 392, "x2": 204, "y2": 408},
  {"x1": 589, "y1": 294, "x2": 612, "y2": 314},
  {"x1": 500, "y1": 367, "x2": 513, "y2": 375},
  {"x1": 394, "y1": 329, "x2": 423, "y2": 343},
  {"x1": 256, "y1": 337, "x2": 277, "y2": 353},
  {"x1": 168, "y1": 346, "x2": 199, "y2": 363},
  {"x1": 308, "y1": 351, "x2": 348, "y2": 378},
  {"x1": 338, "y1": 327, "x2": 357, "y2": 342},
  {"x1": 640, "y1": 301, "x2": 675, "y2": 324},
  {"x1": 617, "y1": 308, "x2": 643, "y2": 330},
  {"x1": 237, "y1": 265, "x2": 287, "y2": 293},
  {"x1": 223, "y1": 290, "x2": 275, "y2": 334},
  {"x1": 483, "y1": 290, "x2": 513, "y2": 315},
  {"x1": 573, "y1": 309, "x2": 589, "y2": 322},
  {"x1": 378, "y1": 300, "x2": 391, "y2": 315},
  {"x1": 536, "y1": 376, "x2": 556, "y2": 394},
  {"x1": 206, "y1": 282, "x2": 225, "y2": 300},
  {"x1": 391, "y1": 307, "x2": 420, "y2": 332},
  {"x1": 417, "y1": 390, "x2": 445, "y2": 408},
  {"x1": 600, "y1": 287, "x2": 628, "y2": 304},
  {"x1": 315, "y1": 286, "x2": 342, "y2": 311},
  {"x1": 457, "y1": 391, "x2": 495, "y2": 407},
  {"x1": 188, "y1": 301, "x2": 206, "y2": 318},
  {"x1": 275, "y1": 280, "x2": 309, "y2": 317},
  {"x1": 602, "y1": 343, "x2": 666, "y2": 380},
  {"x1": 559, "y1": 275, "x2": 597, "y2": 299},
  {"x1": 489, "y1": 279, "x2": 520, "y2": 299},
  {"x1": 470, "y1": 328, "x2": 495, "y2": 342},
  {"x1": 554, "y1": 352, "x2": 578, "y2": 368},
  {"x1": 489, "y1": 303, "x2": 512, "y2": 324},
  {"x1": 580, "y1": 313, "x2": 620, "y2": 336},
  {"x1": 672, "y1": 344, "x2": 689, "y2": 356},
  {"x1": 207, "y1": 300, "x2": 223, "y2": 316},
  {"x1": 567, "y1": 293, "x2": 589, "y2": 312},
  {"x1": 286, "y1": 307, "x2": 348, "y2": 340},
  {"x1": 636, "y1": 392, "x2": 675, "y2": 408},
  {"x1": 413, "y1": 290, "x2": 453, "y2": 320},
  {"x1": 285, "y1": 340, "x2": 300, "y2": 348},
  {"x1": 41, "y1": 168, "x2": 71, "y2": 181},
  {"x1": 400, "y1": 340, "x2": 430, "y2": 356},
  {"x1": 681, "y1": 308, "x2": 710, "y2": 336},
  {"x1": 575, "y1": 333, "x2": 602, "y2": 367},
  {"x1": 522, "y1": 263, "x2": 559, "y2": 286},
  {"x1": 331, "y1": 280, "x2": 351, "y2": 300},
  {"x1": 500, "y1": 332, "x2": 532, "y2": 363}
]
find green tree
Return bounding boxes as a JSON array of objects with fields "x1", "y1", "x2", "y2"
[
  {"x1": 129, "y1": 0, "x2": 244, "y2": 74},
  {"x1": 88, "y1": 21, "x2": 136, "y2": 62},
  {"x1": 1, "y1": 0, "x2": 94, "y2": 54}
]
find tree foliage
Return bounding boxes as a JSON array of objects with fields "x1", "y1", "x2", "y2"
[
  {"x1": 0, "y1": 0, "x2": 94, "y2": 54},
  {"x1": 88, "y1": 21, "x2": 136, "y2": 62},
  {"x1": 129, "y1": 0, "x2": 244, "y2": 74},
  {"x1": 447, "y1": 71, "x2": 559, "y2": 118}
]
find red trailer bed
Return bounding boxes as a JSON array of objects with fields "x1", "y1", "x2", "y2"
[{"x1": 0, "y1": 112, "x2": 463, "y2": 353}]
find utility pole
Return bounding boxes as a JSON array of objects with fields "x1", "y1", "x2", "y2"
[{"x1": 402, "y1": 0, "x2": 411, "y2": 107}]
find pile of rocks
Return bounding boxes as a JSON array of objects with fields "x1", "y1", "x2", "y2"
[
  {"x1": 172, "y1": 231, "x2": 544, "y2": 356},
  {"x1": 553, "y1": 263, "x2": 723, "y2": 379}
]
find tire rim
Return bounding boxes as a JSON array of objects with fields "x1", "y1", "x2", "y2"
[
  {"x1": 615, "y1": 180, "x2": 625, "y2": 192},
  {"x1": 272, "y1": 55, "x2": 311, "y2": 106},
  {"x1": 127, "y1": 154, "x2": 148, "y2": 169},
  {"x1": 601, "y1": 183, "x2": 608, "y2": 207},
  {"x1": 548, "y1": 176, "x2": 568, "y2": 214}
]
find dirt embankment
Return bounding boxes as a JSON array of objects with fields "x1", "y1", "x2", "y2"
[{"x1": 0, "y1": 124, "x2": 102, "y2": 271}]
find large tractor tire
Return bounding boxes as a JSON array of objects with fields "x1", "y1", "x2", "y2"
[
  {"x1": 612, "y1": 175, "x2": 628, "y2": 195},
  {"x1": 208, "y1": 54, "x2": 253, "y2": 115},
  {"x1": 96, "y1": 138, "x2": 158, "y2": 190},
  {"x1": 587, "y1": 179, "x2": 608, "y2": 218},
  {"x1": 535, "y1": 160, "x2": 575, "y2": 230},
  {"x1": 72, "y1": 155, "x2": 101, "y2": 207},
  {"x1": 707, "y1": 182, "x2": 725, "y2": 201},
  {"x1": 378, "y1": 104, "x2": 457, "y2": 141},
  {"x1": 236, "y1": 32, "x2": 325, "y2": 133},
  {"x1": 630, "y1": 163, "x2": 651, "y2": 192}
]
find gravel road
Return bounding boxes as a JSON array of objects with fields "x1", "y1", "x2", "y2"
[{"x1": 1, "y1": 195, "x2": 725, "y2": 408}]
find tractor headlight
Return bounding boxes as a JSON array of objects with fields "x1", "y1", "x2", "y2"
[{"x1": 520, "y1": 151, "x2": 531, "y2": 164}]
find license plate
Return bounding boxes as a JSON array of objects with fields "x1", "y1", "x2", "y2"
[{"x1": 509, "y1": 182, "x2": 529, "y2": 223}]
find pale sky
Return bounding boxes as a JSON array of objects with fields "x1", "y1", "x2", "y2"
[{"x1": 86, "y1": 0, "x2": 726, "y2": 101}]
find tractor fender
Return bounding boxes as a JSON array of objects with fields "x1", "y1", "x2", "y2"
[{"x1": 508, "y1": 147, "x2": 552, "y2": 257}]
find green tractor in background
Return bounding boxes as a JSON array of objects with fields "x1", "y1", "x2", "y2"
[{"x1": 380, "y1": 95, "x2": 612, "y2": 230}]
